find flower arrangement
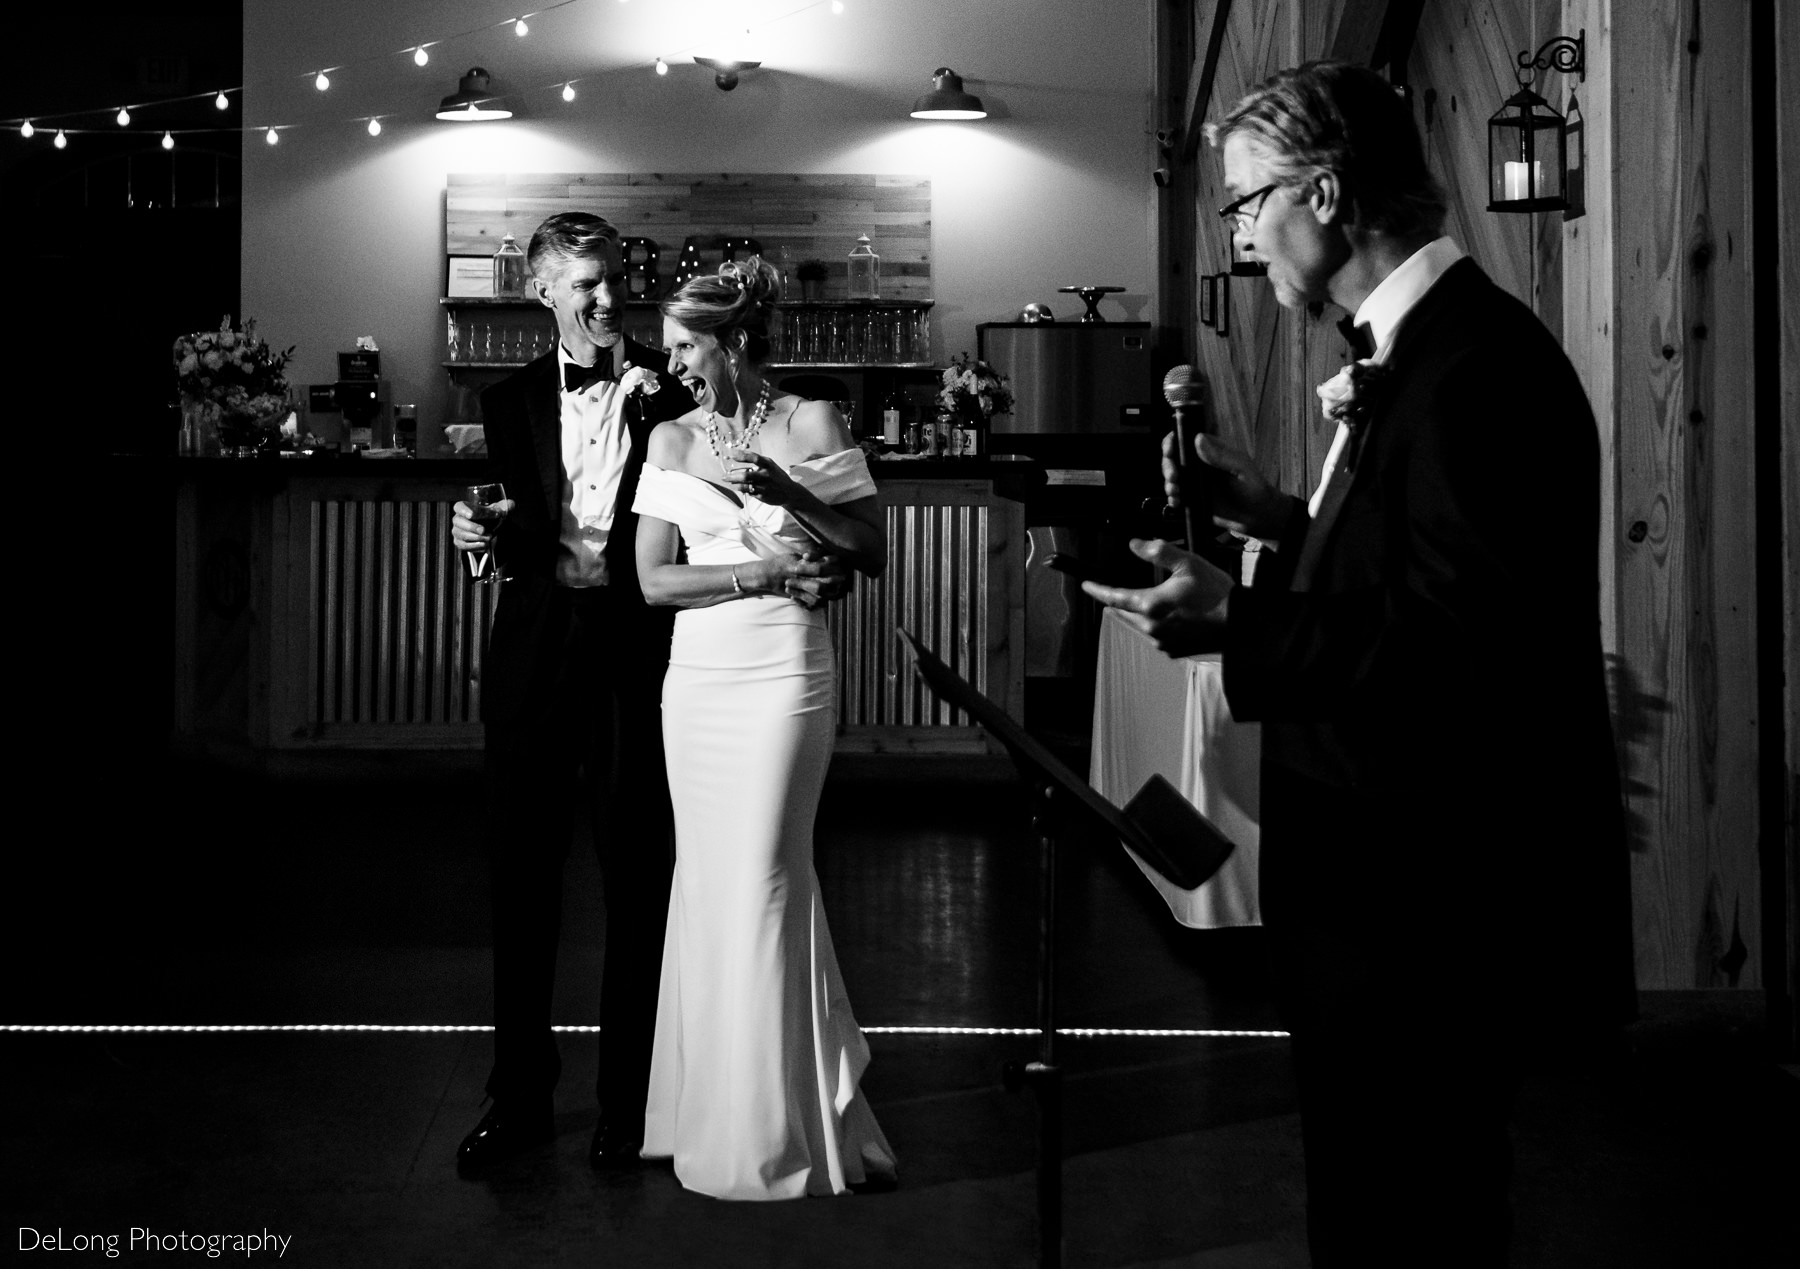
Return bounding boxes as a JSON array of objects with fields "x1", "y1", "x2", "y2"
[
  {"x1": 939, "y1": 352, "x2": 1014, "y2": 420},
  {"x1": 173, "y1": 316, "x2": 295, "y2": 450},
  {"x1": 934, "y1": 352, "x2": 1013, "y2": 456}
]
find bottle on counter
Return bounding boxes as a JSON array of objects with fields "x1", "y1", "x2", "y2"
[
  {"x1": 394, "y1": 402, "x2": 418, "y2": 454},
  {"x1": 956, "y1": 409, "x2": 984, "y2": 459},
  {"x1": 846, "y1": 234, "x2": 880, "y2": 301},
  {"x1": 881, "y1": 386, "x2": 904, "y2": 446},
  {"x1": 492, "y1": 233, "x2": 528, "y2": 299}
]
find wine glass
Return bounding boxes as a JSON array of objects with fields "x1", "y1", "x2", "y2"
[{"x1": 466, "y1": 482, "x2": 509, "y2": 584}]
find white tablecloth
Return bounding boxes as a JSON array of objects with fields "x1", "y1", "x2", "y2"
[{"x1": 1089, "y1": 606, "x2": 1262, "y2": 928}]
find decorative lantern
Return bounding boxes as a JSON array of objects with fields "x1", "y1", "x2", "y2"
[{"x1": 1487, "y1": 32, "x2": 1585, "y2": 214}]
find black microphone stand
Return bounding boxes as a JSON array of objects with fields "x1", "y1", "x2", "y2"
[{"x1": 899, "y1": 628, "x2": 1234, "y2": 1269}]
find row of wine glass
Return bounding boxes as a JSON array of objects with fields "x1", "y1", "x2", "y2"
[{"x1": 446, "y1": 307, "x2": 931, "y2": 368}]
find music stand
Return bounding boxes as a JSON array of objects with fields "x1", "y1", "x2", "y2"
[{"x1": 898, "y1": 627, "x2": 1235, "y2": 1269}]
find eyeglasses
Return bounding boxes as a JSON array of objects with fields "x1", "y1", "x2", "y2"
[{"x1": 1218, "y1": 182, "x2": 1279, "y2": 232}]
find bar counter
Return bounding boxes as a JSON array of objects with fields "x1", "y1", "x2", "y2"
[{"x1": 170, "y1": 454, "x2": 1035, "y2": 758}]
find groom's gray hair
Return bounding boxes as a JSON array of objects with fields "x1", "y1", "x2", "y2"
[
  {"x1": 527, "y1": 212, "x2": 621, "y2": 280},
  {"x1": 1207, "y1": 61, "x2": 1446, "y2": 240}
]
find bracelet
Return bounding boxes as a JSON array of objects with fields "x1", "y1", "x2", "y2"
[{"x1": 730, "y1": 567, "x2": 742, "y2": 595}]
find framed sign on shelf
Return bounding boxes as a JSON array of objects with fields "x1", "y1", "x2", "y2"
[{"x1": 446, "y1": 256, "x2": 494, "y2": 298}]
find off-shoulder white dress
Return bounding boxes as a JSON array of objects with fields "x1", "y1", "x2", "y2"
[{"x1": 631, "y1": 448, "x2": 897, "y2": 1201}]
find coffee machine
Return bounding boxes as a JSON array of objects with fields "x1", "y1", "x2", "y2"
[{"x1": 334, "y1": 348, "x2": 392, "y2": 450}]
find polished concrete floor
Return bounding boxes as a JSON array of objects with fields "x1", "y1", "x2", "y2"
[{"x1": 5, "y1": 750, "x2": 1796, "y2": 1268}]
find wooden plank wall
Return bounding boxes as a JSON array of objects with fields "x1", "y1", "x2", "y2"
[
  {"x1": 1184, "y1": 0, "x2": 1336, "y2": 504},
  {"x1": 444, "y1": 173, "x2": 931, "y2": 301},
  {"x1": 1168, "y1": 0, "x2": 1770, "y2": 991},
  {"x1": 1406, "y1": 2, "x2": 1535, "y2": 311},
  {"x1": 1613, "y1": 1, "x2": 1762, "y2": 989}
]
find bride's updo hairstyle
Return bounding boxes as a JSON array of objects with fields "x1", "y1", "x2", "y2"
[{"x1": 661, "y1": 256, "x2": 784, "y2": 366}]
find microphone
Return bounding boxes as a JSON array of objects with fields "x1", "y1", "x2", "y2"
[{"x1": 1162, "y1": 365, "x2": 1209, "y2": 550}]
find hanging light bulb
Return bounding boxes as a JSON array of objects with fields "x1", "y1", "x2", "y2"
[
  {"x1": 19, "y1": 121, "x2": 33, "y2": 138},
  {"x1": 161, "y1": 131, "x2": 174, "y2": 150},
  {"x1": 116, "y1": 107, "x2": 131, "y2": 126},
  {"x1": 562, "y1": 81, "x2": 576, "y2": 102},
  {"x1": 414, "y1": 45, "x2": 430, "y2": 67},
  {"x1": 514, "y1": 16, "x2": 529, "y2": 36},
  {"x1": 367, "y1": 117, "x2": 382, "y2": 136},
  {"x1": 54, "y1": 130, "x2": 67, "y2": 149},
  {"x1": 214, "y1": 90, "x2": 230, "y2": 110},
  {"x1": 315, "y1": 70, "x2": 330, "y2": 91},
  {"x1": 655, "y1": 57, "x2": 669, "y2": 76},
  {"x1": 265, "y1": 127, "x2": 280, "y2": 145}
]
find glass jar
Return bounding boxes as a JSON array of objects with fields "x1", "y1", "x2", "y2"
[
  {"x1": 847, "y1": 234, "x2": 880, "y2": 301},
  {"x1": 492, "y1": 233, "x2": 528, "y2": 299}
]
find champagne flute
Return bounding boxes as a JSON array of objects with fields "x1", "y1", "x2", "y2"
[{"x1": 466, "y1": 482, "x2": 509, "y2": 584}]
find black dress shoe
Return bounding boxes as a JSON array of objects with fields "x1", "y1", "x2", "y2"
[
  {"x1": 588, "y1": 1118, "x2": 645, "y2": 1170},
  {"x1": 456, "y1": 1107, "x2": 554, "y2": 1177}
]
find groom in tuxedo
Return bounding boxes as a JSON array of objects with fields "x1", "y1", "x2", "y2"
[
  {"x1": 450, "y1": 212, "x2": 695, "y2": 1175},
  {"x1": 1086, "y1": 63, "x2": 1631, "y2": 1266}
]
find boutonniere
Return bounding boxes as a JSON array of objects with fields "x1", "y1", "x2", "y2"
[
  {"x1": 620, "y1": 364, "x2": 661, "y2": 396},
  {"x1": 1315, "y1": 359, "x2": 1390, "y2": 471}
]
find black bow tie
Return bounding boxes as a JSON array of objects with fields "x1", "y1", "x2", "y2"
[
  {"x1": 1336, "y1": 316, "x2": 1375, "y2": 361},
  {"x1": 562, "y1": 359, "x2": 609, "y2": 394}
]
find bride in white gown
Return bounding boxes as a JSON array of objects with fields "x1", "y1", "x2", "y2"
[{"x1": 631, "y1": 259, "x2": 896, "y2": 1200}]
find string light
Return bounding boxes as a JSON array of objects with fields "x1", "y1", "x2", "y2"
[
  {"x1": 5, "y1": 0, "x2": 862, "y2": 145},
  {"x1": 161, "y1": 131, "x2": 175, "y2": 150}
]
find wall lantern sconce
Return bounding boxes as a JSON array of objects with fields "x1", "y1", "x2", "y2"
[
  {"x1": 436, "y1": 67, "x2": 513, "y2": 121},
  {"x1": 910, "y1": 67, "x2": 987, "y2": 120},
  {"x1": 1487, "y1": 31, "x2": 1584, "y2": 213},
  {"x1": 693, "y1": 56, "x2": 761, "y2": 91}
]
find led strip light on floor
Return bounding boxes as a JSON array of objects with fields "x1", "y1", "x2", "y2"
[{"x1": 4, "y1": 1024, "x2": 1290, "y2": 1038}]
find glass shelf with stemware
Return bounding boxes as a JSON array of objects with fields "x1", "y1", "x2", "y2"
[{"x1": 440, "y1": 297, "x2": 934, "y2": 371}]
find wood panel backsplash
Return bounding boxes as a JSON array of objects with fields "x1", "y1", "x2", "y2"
[{"x1": 444, "y1": 173, "x2": 931, "y2": 300}]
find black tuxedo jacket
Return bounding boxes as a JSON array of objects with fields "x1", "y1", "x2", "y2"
[
  {"x1": 1224, "y1": 258, "x2": 1633, "y2": 1024},
  {"x1": 478, "y1": 336, "x2": 693, "y2": 726}
]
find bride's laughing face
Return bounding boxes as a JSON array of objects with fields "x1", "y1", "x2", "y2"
[{"x1": 663, "y1": 318, "x2": 740, "y2": 416}]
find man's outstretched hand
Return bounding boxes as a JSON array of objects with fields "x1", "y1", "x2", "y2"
[{"x1": 1081, "y1": 538, "x2": 1234, "y2": 658}]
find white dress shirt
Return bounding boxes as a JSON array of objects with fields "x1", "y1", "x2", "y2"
[
  {"x1": 555, "y1": 342, "x2": 632, "y2": 587},
  {"x1": 1306, "y1": 236, "x2": 1465, "y2": 518}
]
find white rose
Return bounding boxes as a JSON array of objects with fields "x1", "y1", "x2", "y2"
[
  {"x1": 1316, "y1": 363, "x2": 1359, "y2": 422},
  {"x1": 619, "y1": 365, "x2": 661, "y2": 396},
  {"x1": 178, "y1": 353, "x2": 198, "y2": 375},
  {"x1": 202, "y1": 350, "x2": 225, "y2": 371}
]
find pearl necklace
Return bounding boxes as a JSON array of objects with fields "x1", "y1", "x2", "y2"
[{"x1": 704, "y1": 379, "x2": 773, "y2": 473}]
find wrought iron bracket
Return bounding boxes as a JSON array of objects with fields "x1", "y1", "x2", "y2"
[{"x1": 1517, "y1": 30, "x2": 1585, "y2": 85}]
